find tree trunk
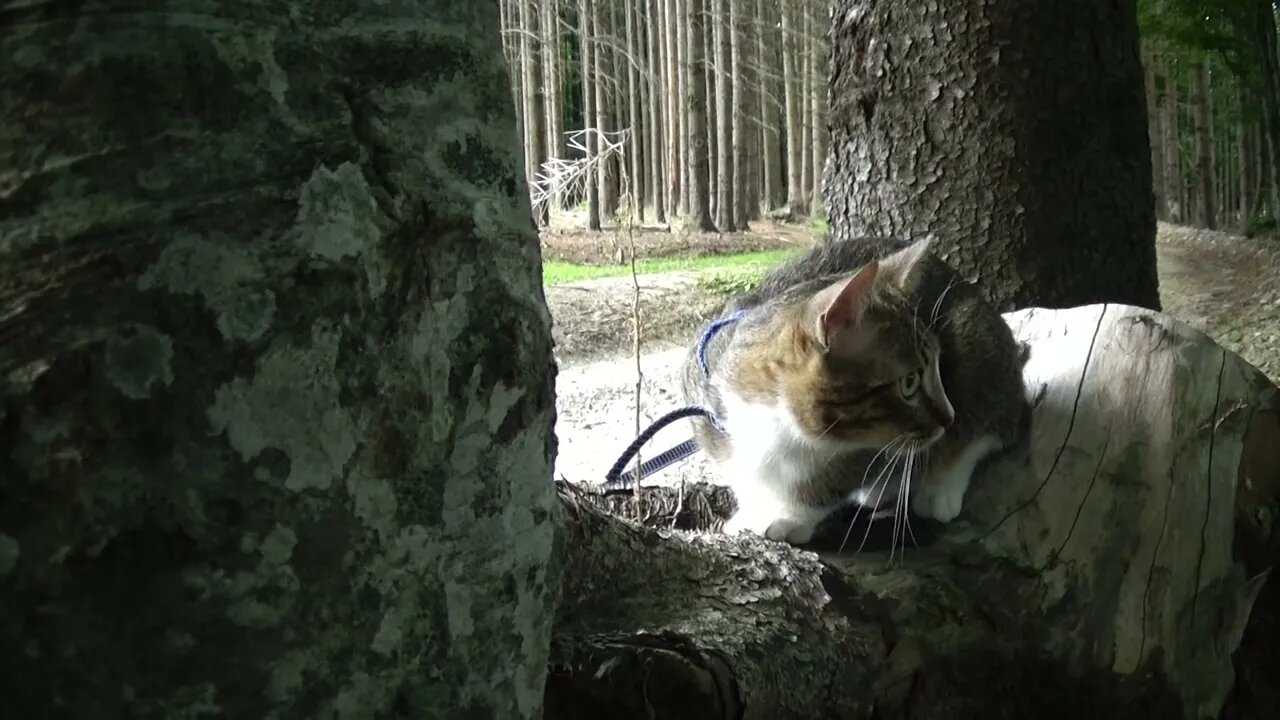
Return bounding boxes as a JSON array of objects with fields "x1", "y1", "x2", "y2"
[
  {"x1": 582, "y1": 0, "x2": 602, "y2": 230},
  {"x1": 648, "y1": 0, "x2": 667, "y2": 224},
  {"x1": 714, "y1": 0, "x2": 735, "y2": 231},
  {"x1": 825, "y1": 0, "x2": 1159, "y2": 312},
  {"x1": 521, "y1": 0, "x2": 550, "y2": 226},
  {"x1": 546, "y1": 303, "x2": 1278, "y2": 720},
  {"x1": 595, "y1": 0, "x2": 618, "y2": 219},
  {"x1": 781, "y1": 1, "x2": 805, "y2": 218},
  {"x1": 758, "y1": 0, "x2": 781, "y2": 212},
  {"x1": 1253, "y1": 0, "x2": 1280, "y2": 220},
  {"x1": 685, "y1": 0, "x2": 717, "y2": 230},
  {"x1": 676, "y1": 0, "x2": 691, "y2": 217},
  {"x1": 1195, "y1": 59, "x2": 1217, "y2": 230},
  {"x1": 543, "y1": 0, "x2": 566, "y2": 209},
  {"x1": 809, "y1": 0, "x2": 827, "y2": 215},
  {"x1": 799, "y1": 4, "x2": 813, "y2": 211},
  {"x1": 730, "y1": 0, "x2": 750, "y2": 229},
  {"x1": 0, "y1": 1, "x2": 562, "y2": 715},
  {"x1": 1144, "y1": 47, "x2": 1168, "y2": 221},
  {"x1": 1241, "y1": 86, "x2": 1257, "y2": 226},
  {"x1": 1165, "y1": 64, "x2": 1184, "y2": 224},
  {"x1": 625, "y1": 0, "x2": 644, "y2": 221},
  {"x1": 705, "y1": 1, "x2": 719, "y2": 223}
]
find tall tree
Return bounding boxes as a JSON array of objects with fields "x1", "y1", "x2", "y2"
[
  {"x1": 581, "y1": 0, "x2": 603, "y2": 230},
  {"x1": 826, "y1": 0, "x2": 1160, "y2": 311},
  {"x1": 1194, "y1": 58, "x2": 1218, "y2": 229},
  {"x1": 595, "y1": 0, "x2": 618, "y2": 217},
  {"x1": 731, "y1": 0, "x2": 751, "y2": 228},
  {"x1": 624, "y1": 0, "x2": 644, "y2": 220},
  {"x1": 809, "y1": 0, "x2": 828, "y2": 213},
  {"x1": 0, "y1": 0, "x2": 560, "y2": 715},
  {"x1": 1163, "y1": 61, "x2": 1185, "y2": 223},
  {"x1": 1144, "y1": 48, "x2": 1169, "y2": 220},
  {"x1": 521, "y1": 0, "x2": 549, "y2": 225},
  {"x1": 715, "y1": 0, "x2": 736, "y2": 231},
  {"x1": 685, "y1": 0, "x2": 717, "y2": 230},
  {"x1": 781, "y1": 1, "x2": 805, "y2": 218},
  {"x1": 758, "y1": 0, "x2": 782, "y2": 211},
  {"x1": 648, "y1": 0, "x2": 667, "y2": 223},
  {"x1": 676, "y1": 0, "x2": 691, "y2": 216},
  {"x1": 542, "y1": 0, "x2": 566, "y2": 207}
]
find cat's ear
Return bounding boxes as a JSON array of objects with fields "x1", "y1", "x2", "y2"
[
  {"x1": 883, "y1": 237, "x2": 934, "y2": 286},
  {"x1": 812, "y1": 261, "x2": 878, "y2": 350}
]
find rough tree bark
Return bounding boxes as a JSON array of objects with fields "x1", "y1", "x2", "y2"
[
  {"x1": 685, "y1": 0, "x2": 717, "y2": 230},
  {"x1": 545, "y1": 304, "x2": 1278, "y2": 720},
  {"x1": 0, "y1": 1, "x2": 561, "y2": 716},
  {"x1": 648, "y1": 0, "x2": 667, "y2": 224},
  {"x1": 825, "y1": 0, "x2": 1160, "y2": 312}
]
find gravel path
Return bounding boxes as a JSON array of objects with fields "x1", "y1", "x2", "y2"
[{"x1": 551, "y1": 225, "x2": 1280, "y2": 488}]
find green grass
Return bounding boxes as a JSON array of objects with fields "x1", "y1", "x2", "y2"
[{"x1": 543, "y1": 249, "x2": 796, "y2": 287}]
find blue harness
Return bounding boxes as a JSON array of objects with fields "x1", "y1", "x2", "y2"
[{"x1": 601, "y1": 310, "x2": 745, "y2": 493}]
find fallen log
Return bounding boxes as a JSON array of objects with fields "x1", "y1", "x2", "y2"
[{"x1": 546, "y1": 304, "x2": 1279, "y2": 720}]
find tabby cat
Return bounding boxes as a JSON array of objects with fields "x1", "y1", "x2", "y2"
[{"x1": 682, "y1": 236, "x2": 1029, "y2": 544}]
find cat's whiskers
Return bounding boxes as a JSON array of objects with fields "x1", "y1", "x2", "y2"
[
  {"x1": 850, "y1": 437, "x2": 912, "y2": 554},
  {"x1": 836, "y1": 434, "x2": 908, "y2": 553},
  {"x1": 889, "y1": 440, "x2": 921, "y2": 567}
]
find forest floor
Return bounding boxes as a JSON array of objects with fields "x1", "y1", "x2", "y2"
[{"x1": 545, "y1": 221, "x2": 1280, "y2": 486}]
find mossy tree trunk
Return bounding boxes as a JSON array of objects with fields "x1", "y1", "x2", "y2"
[
  {"x1": 824, "y1": 0, "x2": 1161, "y2": 313},
  {"x1": 0, "y1": 2, "x2": 560, "y2": 717}
]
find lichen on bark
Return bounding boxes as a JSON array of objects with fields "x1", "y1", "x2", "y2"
[{"x1": 1, "y1": 2, "x2": 559, "y2": 717}]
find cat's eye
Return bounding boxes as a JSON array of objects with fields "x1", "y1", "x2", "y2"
[{"x1": 899, "y1": 370, "x2": 922, "y2": 398}]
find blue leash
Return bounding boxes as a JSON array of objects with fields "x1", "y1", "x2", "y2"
[{"x1": 602, "y1": 310, "x2": 744, "y2": 493}]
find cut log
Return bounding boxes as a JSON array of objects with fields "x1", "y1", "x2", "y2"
[{"x1": 546, "y1": 304, "x2": 1279, "y2": 720}]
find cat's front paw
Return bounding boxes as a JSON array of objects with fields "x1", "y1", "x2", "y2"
[
  {"x1": 912, "y1": 481, "x2": 964, "y2": 522},
  {"x1": 763, "y1": 517, "x2": 817, "y2": 545},
  {"x1": 723, "y1": 510, "x2": 771, "y2": 537}
]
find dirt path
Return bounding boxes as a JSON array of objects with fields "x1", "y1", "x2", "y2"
[{"x1": 550, "y1": 224, "x2": 1280, "y2": 487}]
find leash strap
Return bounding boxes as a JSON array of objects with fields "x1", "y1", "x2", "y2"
[{"x1": 602, "y1": 309, "x2": 743, "y2": 492}]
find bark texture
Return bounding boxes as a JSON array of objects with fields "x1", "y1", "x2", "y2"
[
  {"x1": 546, "y1": 304, "x2": 1278, "y2": 720},
  {"x1": 826, "y1": 1, "x2": 1161, "y2": 312},
  {"x1": 0, "y1": 2, "x2": 561, "y2": 716}
]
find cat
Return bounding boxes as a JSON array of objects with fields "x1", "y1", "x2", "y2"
[{"x1": 681, "y1": 236, "x2": 1030, "y2": 545}]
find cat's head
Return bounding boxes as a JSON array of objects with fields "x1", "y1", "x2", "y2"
[{"x1": 741, "y1": 241, "x2": 955, "y2": 451}]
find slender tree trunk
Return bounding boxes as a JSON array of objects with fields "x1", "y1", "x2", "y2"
[
  {"x1": 731, "y1": 0, "x2": 750, "y2": 229},
  {"x1": 705, "y1": 2, "x2": 719, "y2": 222},
  {"x1": 676, "y1": 0, "x2": 690, "y2": 216},
  {"x1": 781, "y1": 1, "x2": 804, "y2": 218},
  {"x1": 1241, "y1": 85, "x2": 1257, "y2": 226},
  {"x1": 1253, "y1": 0, "x2": 1280, "y2": 219},
  {"x1": 1144, "y1": 47, "x2": 1168, "y2": 221},
  {"x1": 521, "y1": 0, "x2": 550, "y2": 226},
  {"x1": 826, "y1": 0, "x2": 1160, "y2": 311},
  {"x1": 758, "y1": 0, "x2": 780, "y2": 212},
  {"x1": 648, "y1": 0, "x2": 667, "y2": 223},
  {"x1": 715, "y1": 0, "x2": 735, "y2": 231},
  {"x1": 581, "y1": 0, "x2": 602, "y2": 230},
  {"x1": 1164, "y1": 65, "x2": 1183, "y2": 223},
  {"x1": 799, "y1": 5, "x2": 812, "y2": 210},
  {"x1": 595, "y1": 0, "x2": 617, "y2": 218},
  {"x1": 1194, "y1": 59, "x2": 1217, "y2": 230},
  {"x1": 809, "y1": 0, "x2": 827, "y2": 215},
  {"x1": 542, "y1": 0, "x2": 565, "y2": 210},
  {"x1": 685, "y1": 0, "x2": 717, "y2": 230},
  {"x1": 0, "y1": 0, "x2": 561, "y2": 714},
  {"x1": 624, "y1": 0, "x2": 644, "y2": 221}
]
